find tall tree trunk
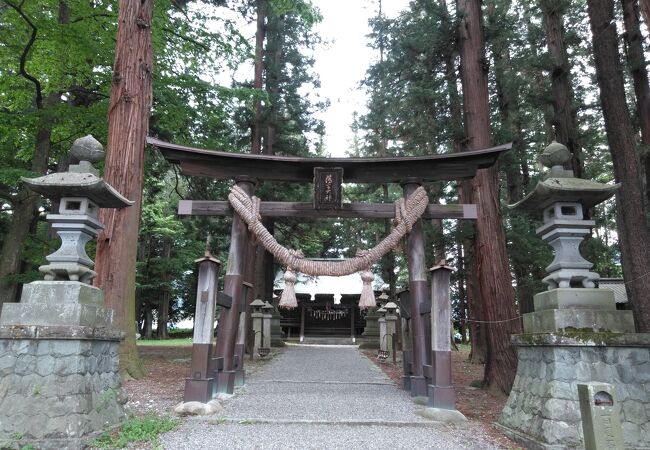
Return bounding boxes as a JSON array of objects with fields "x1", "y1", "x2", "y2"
[
  {"x1": 144, "y1": 305, "x2": 153, "y2": 339},
  {"x1": 265, "y1": 10, "x2": 284, "y2": 156},
  {"x1": 539, "y1": 0, "x2": 583, "y2": 178},
  {"x1": 157, "y1": 236, "x2": 172, "y2": 339},
  {"x1": 439, "y1": 0, "x2": 463, "y2": 154},
  {"x1": 94, "y1": 0, "x2": 154, "y2": 379},
  {"x1": 639, "y1": 0, "x2": 650, "y2": 36},
  {"x1": 456, "y1": 254, "x2": 468, "y2": 344},
  {"x1": 587, "y1": 0, "x2": 650, "y2": 332},
  {"x1": 621, "y1": 0, "x2": 650, "y2": 205},
  {"x1": 457, "y1": 0, "x2": 521, "y2": 393},
  {"x1": 461, "y1": 230, "x2": 486, "y2": 363},
  {"x1": 251, "y1": 0, "x2": 266, "y2": 155},
  {"x1": 491, "y1": 35, "x2": 524, "y2": 204}
]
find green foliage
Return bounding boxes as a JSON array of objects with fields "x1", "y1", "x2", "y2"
[
  {"x1": 91, "y1": 414, "x2": 178, "y2": 449},
  {"x1": 136, "y1": 338, "x2": 193, "y2": 347}
]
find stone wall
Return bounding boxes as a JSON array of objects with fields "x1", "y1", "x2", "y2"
[
  {"x1": 498, "y1": 338, "x2": 650, "y2": 449},
  {"x1": 0, "y1": 337, "x2": 126, "y2": 449}
]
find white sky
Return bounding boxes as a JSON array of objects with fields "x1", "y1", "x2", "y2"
[
  {"x1": 311, "y1": 0, "x2": 410, "y2": 156},
  {"x1": 212, "y1": 1, "x2": 410, "y2": 156}
]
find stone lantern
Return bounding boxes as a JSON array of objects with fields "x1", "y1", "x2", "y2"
[
  {"x1": 0, "y1": 135, "x2": 132, "y2": 448},
  {"x1": 511, "y1": 142, "x2": 619, "y2": 291},
  {"x1": 22, "y1": 135, "x2": 132, "y2": 283},
  {"x1": 497, "y1": 142, "x2": 650, "y2": 450}
]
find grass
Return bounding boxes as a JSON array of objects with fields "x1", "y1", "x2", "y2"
[
  {"x1": 91, "y1": 414, "x2": 178, "y2": 449},
  {"x1": 136, "y1": 338, "x2": 193, "y2": 347}
]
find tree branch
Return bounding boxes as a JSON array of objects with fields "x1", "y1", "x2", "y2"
[
  {"x1": 70, "y1": 12, "x2": 113, "y2": 24},
  {"x1": 162, "y1": 26, "x2": 210, "y2": 52},
  {"x1": 4, "y1": 0, "x2": 43, "y2": 109}
]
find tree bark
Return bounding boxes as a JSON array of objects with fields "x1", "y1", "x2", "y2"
[
  {"x1": 639, "y1": 0, "x2": 650, "y2": 37},
  {"x1": 587, "y1": 0, "x2": 650, "y2": 332},
  {"x1": 251, "y1": 0, "x2": 266, "y2": 155},
  {"x1": 539, "y1": 0, "x2": 583, "y2": 178},
  {"x1": 457, "y1": 0, "x2": 521, "y2": 393},
  {"x1": 265, "y1": 9, "x2": 284, "y2": 156},
  {"x1": 144, "y1": 305, "x2": 153, "y2": 339},
  {"x1": 157, "y1": 236, "x2": 172, "y2": 339},
  {"x1": 456, "y1": 244, "x2": 468, "y2": 344},
  {"x1": 621, "y1": 0, "x2": 650, "y2": 205},
  {"x1": 94, "y1": 0, "x2": 154, "y2": 379}
]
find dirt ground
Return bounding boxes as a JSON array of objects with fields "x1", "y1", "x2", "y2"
[{"x1": 123, "y1": 345, "x2": 519, "y2": 449}]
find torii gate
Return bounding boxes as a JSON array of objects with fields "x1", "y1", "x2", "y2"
[{"x1": 149, "y1": 137, "x2": 510, "y2": 400}]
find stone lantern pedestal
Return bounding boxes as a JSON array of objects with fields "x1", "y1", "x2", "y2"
[
  {"x1": 0, "y1": 136, "x2": 132, "y2": 449},
  {"x1": 497, "y1": 143, "x2": 650, "y2": 449}
]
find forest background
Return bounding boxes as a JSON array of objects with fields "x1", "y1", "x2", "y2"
[{"x1": 2, "y1": 0, "x2": 650, "y2": 394}]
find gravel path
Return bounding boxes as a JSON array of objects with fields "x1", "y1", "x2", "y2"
[{"x1": 160, "y1": 345, "x2": 501, "y2": 449}]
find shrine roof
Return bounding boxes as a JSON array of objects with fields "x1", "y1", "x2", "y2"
[{"x1": 148, "y1": 137, "x2": 511, "y2": 184}]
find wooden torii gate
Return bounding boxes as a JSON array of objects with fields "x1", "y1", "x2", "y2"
[{"x1": 149, "y1": 137, "x2": 510, "y2": 399}]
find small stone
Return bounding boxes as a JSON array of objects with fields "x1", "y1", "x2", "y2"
[
  {"x1": 417, "y1": 407, "x2": 467, "y2": 423},
  {"x1": 70, "y1": 135, "x2": 104, "y2": 163},
  {"x1": 173, "y1": 399, "x2": 224, "y2": 416}
]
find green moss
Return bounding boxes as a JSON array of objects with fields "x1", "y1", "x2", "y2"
[
  {"x1": 560, "y1": 328, "x2": 623, "y2": 345},
  {"x1": 516, "y1": 331, "x2": 625, "y2": 346}
]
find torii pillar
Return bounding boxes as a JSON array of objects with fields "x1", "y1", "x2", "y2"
[
  {"x1": 402, "y1": 179, "x2": 431, "y2": 398},
  {"x1": 213, "y1": 177, "x2": 256, "y2": 394}
]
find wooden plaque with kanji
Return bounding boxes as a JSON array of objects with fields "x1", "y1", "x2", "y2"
[{"x1": 314, "y1": 167, "x2": 343, "y2": 210}]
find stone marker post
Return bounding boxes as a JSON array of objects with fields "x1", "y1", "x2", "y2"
[
  {"x1": 578, "y1": 383, "x2": 624, "y2": 450},
  {"x1": 262, "y1": 301, "x2": 273, "y2": 348},
  {"x1": 0, "y1": 136, "x2": 132, "y2": 449},
  {"x1": 184, "y1": 250, "x2": 221, "y2": 403},
  {"x1": 250, "y1": 299, "x2": 265, "y2": 359}
]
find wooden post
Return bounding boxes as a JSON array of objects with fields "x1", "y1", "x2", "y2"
[
  {"x1": 402, "y1": 179, "x2": 431, "y2": 398},
  {"x1": 184, "y1": 251, "x2": 220, "y2": 402},
  {"x1": 213, "y1": 178, "x2": 255, "y2": 394},
  {"x1": 299, "y1": 303, "x2": 305, "y2": 342},
  {"x1": 233, "y1": 281, "x2": 253, "y2": 387},
  {"x1": 428, "y1": 262, "x2": 457, "y2": 410},
  {"x1": 350, "y1": 304, "x2": 355, "y2": 343},
  {"x1": 397, "y1": 289, "x2": 413, "y2": 390}
]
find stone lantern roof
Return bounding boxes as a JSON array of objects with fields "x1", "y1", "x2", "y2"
[
  {"x1": 509, "y1": 141, "x2": 620, "y2": 216},
  {"x1": 21, "y1": 135, "x2": 132, "y2": 208}
]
